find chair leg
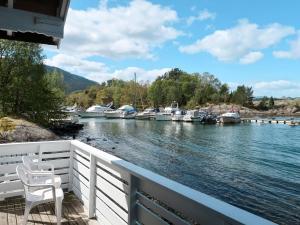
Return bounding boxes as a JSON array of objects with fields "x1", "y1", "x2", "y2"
[
  {"x1": 55, "y1": 198, "x2": 63, "y2": 225},
  {"x1": 23, "y1": 201, "x2": 32, "y2": 225}
]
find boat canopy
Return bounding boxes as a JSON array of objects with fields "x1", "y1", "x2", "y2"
[
  {"x1": 0, "y1": 0, "x2": 70, "y2": 46},
  {"x1": 86, "y1": 105, "x2": 110, "y2": 112},
  {"x1": 187, "y1": 110, "x2": 200, "y2": 117},
  {"x1": 118, "y1": 105, "x2": 135, "y2": 111}
]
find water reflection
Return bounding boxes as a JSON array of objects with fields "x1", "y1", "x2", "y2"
[{"x1": 77, "y1": 118, "x2": 300, "y2": 224}]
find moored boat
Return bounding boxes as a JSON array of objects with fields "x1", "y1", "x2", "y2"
[
  {"x1": 135, "y1": 108, "x2": 157, "y2": 120},
  {"x1": 183, "y1": 110, "x2": 204, "y2": 122},
  {"x1": 105, "y1": 105, "x2": 137, "y2": 119},
  {"x1": 172, "y1": 110, "x2": 185, "y2": 121},
  {"x1": 79, "y1": 103, "x2": 113, "y2": 118},
  {"x1": 155, "y1": 102, "x2": 179, "y2": 121},
  {"x1": 219, "y1": 112, "x2": 241, "y2": 124}
]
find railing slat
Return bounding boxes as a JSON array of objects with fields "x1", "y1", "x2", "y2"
[
  {"x1": 73, "y1": 159, "x2": 90, "y2": 181},
  {"x1": 73, "y1": 152, "x2": 90, "y2": 167},
  {"x1": 72, "y1": 175, "x2": 89, "y2": 201},
  {"x1": 137, "y1": 192, "x2": 190, "y2": 225},
  {"x1": 96, "y1": 159, "x2": 130, "y2": 182},
  {"x1": 95, "y1": 189, "x2": 128, "y2": 222},
  {"x1": 0, "y1": 180, "x2": 23, "y2": 193},
  {"x1": 89, "y1": 154, "x2": 96, "y2": 218},
  {"x1": 95, "y1": 195, "x2": 127, "y2": 225},
  {"x1": 96, "y1": 167, "x2": 129, "y2": 194},
  {"x1": 95, "y1": 209, "x2": 114, "y2": 225},
  {"x1": 73, "y1": 168, "x2": 89, "y2": 188},
  {"x1": 96, "y1": 173, "x2": 128, "y2": 211},
  {"x1": 136, "y1": 203, "x2": 169, "y2": 225}
]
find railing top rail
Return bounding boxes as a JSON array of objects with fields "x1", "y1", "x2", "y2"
[
  {"x1": 0, "y1": 140, "x2": 70, "y2": 148},
  {"x1": 70, "y1": 140, "x2": 276, "y2": 225}
]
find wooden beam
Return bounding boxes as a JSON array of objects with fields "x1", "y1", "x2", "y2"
[{"x1": 0, "y1": 6, "x2": 64, "y2": 39}]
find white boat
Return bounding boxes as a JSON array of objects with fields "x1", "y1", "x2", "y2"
[
  {"x1": 104, "y1": 105, "x2": 137, "y2": 119},
  {"x1": 135, "y1": 108, "x2": 157, "y2": 120},
  {"x1": 219, "y1": 112, "x2": 241, "y2": 124},
  {"x1": 62, "y1": 104, "x2": 79, "y2": 115},
  {"x1": 172, "y1": 110, "x2": 185, "y2": 121},
  {"x1": 79, "y1": 104, "x2": 113, "y2": 118},
  {"x1": 183, "y1": 110, "x2": 204, "y2": 122},
  {"x1": 155, "y1": 102, "x2": 179, "y2": 121}
]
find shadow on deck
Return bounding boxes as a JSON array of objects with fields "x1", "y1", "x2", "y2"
[{"x1": 0, "y1": 192, "x2": 99, "y2": 225}]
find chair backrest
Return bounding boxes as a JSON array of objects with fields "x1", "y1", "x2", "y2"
[
  {"x1": 16, "y1": 165, "x2": 30, "y2": 196},
  {"x1": 22, "y1": 155, "x2": 40, "y2": 171}
]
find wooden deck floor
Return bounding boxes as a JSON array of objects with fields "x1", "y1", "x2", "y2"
[{"x1": 0, "y1": 192, "x2": 99, "y2": 225}]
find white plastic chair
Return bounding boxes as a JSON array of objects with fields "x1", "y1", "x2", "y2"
[
  {"x1": 16, "y1": 165, "x2": 64, "y2": 225},
  {"x1": 22, "y1": 155, "x2": 62, "y2": 188}
]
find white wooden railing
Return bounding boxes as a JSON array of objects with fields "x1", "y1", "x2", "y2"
[{"x1": 0, "y1": 140, "x2": 276, "y2": 225}]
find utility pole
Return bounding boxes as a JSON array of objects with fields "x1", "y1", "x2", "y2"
[{"x1": 134, "y1": 72, "x2": 137, "y2": 108}]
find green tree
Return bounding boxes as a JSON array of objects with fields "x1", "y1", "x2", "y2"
[
  {"x1": 257, "y1": 96, "x2": 269, "y2": 110},
  {"x1": 0, "y1": 40, "x2": 64, "y2": 125},
  {"x1": 231, "y1": 85, "x2": 253, "y2": 107},
  {"x1": 268, "y1": 96, "x2": 275, "y2": 109}
]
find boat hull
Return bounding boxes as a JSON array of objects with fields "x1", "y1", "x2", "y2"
[
  {"x1": 104, "y1": 111, "x2": 123, "y2": 118},
  {"x1": 220, "y1": 117, "x2": 241, "y2": 124},
  {"x1": 172, "y1": 115, "x2": 184, "y2": 121},
  {"x1": 155, "y1": 114, "x2": 172, "y2": 121},
  {"x1": 135, "y1": 113, "x2": 156, "y2": 120},
  {"x1": 183, "y1": 116, "x2": 203, "y2": 122},
  {"x1": 79, "y1": 111, "x2": 106, "y2": 118},
  {"x1": 121, "y1": 112, "x2": 137, "y2": 119}
]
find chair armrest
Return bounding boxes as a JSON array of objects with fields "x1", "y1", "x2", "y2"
[{"x1": 25, "y1": 183, "x2": 57, "y2": 200}]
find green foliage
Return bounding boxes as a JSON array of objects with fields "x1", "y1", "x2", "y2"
[
  {"x1": 0, "y1": 40, "x2": 65, "y2": 126},
  {"x1": 66, "y1": 79, "x2": 149, "y2": 109},
  {"x1": 148, "y1": 69, "x2": 231, "y2": 108},
  {"x1": 231, "y1": 85, "x2": 254, "y2": 107},
  {"x1": 257, "y1": 96, "x2": 269, "y2": 110},
  {"x1": 269, "y1": 96, "x2": 275, "y2": 109},
  {"x1": 45, "y1": 65, "x2": 97, "y2": 93},
  {"x1": 66, "y1": 68, "x2": 256, "y2": 110}
]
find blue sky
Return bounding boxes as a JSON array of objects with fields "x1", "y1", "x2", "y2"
[{"x1": 44, "y1": 0, "x2": 300, "y2": 97}]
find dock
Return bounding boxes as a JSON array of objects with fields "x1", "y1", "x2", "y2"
[{"x1": 241, "y1": 118, "x2": 300, "y2": 126}]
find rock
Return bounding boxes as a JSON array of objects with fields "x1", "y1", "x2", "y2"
[{"x1": 0, "y1": 117, "x2": 58, "y2": 143}]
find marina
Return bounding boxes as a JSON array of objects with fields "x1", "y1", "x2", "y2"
[{"x1": 75, "y1": 118, "x2": 300, "y2": 225}]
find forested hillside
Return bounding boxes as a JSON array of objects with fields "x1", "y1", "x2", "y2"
[{"x1": 45, "y1": 65, "x2": 98, "y2": 93}]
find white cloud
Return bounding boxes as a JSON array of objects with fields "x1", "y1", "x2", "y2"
[
  {"x1": 45, "y1": 54, "x2": 170, "y2": 83},
  {"x1": 54, "y1": 0, "x2": 181, "y2": 59},
  {"x1": 254, "y1": 80, "x2": 300, "y2": 91},
  {"x1": 273, "y1": 31, "x2": 300, "y2": 59},
  {"x1": 226, "y1": 80, "x2": 300, "y2": 97},
  {"x1": 239, "y1": 51, "x2": 264, "y2": 64},
  {"x1": 180, "y1": 19, "x2": 295, "y2": 63},
  {"x1": 187, "y1": 9, "x2": 216, "y2": 25},
  {"x1": 254, "y1": 80, "x2": 300, "y2": 97}
]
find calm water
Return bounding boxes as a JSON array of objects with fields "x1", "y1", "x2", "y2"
[{"x1": 76, "y1": 118, "x2": 300, "y2": 224}]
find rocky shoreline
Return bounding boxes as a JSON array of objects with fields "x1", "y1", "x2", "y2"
[
  {"x1": 200, "y1": 103, "x2": 300, "y2": 117},
  {"x1": 0, "y1": 117, "x2": 58, "y2": 143}
]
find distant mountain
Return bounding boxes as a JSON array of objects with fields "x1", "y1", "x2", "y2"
[{"x1": 45, "y1": 65, "x2": 98, "y2": 93}]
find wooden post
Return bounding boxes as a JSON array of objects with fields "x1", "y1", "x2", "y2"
[
  {"x1": 88, "y1": 154, "x2": 96, "y2": 218},
  {"x1": 68, "y1": 144, "x2": 74, "y2": 192},
  {"x1": 128, "y1": 174, "x2": 138, "y2": 225}
]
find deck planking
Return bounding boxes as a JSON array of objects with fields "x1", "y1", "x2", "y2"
[{"x1": 0, "y1": 192, "x2": 98, "y2": 225}]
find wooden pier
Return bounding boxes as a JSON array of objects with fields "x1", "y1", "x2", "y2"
[{"x1": 241, "y1": 118, "x2": 300, "y2": 126}]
